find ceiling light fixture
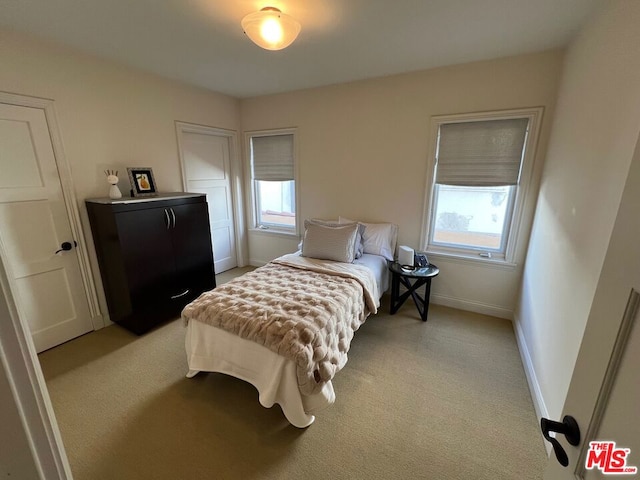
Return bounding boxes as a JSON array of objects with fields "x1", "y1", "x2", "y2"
[{"x1": 241, "y1": 7, "x2": 301, "y2": 51}]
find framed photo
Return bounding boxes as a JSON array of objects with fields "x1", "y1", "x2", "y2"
[{"x1": 127, "y1": 167, "x2": 157, "y2": 197}]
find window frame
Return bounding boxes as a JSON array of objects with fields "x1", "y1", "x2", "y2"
[
  {"x1": 421, "y1": 108, "x2": 543, "y2": 265},
  {"x1": 244, "y1": 128, "x2": 299, "y2": 236}
]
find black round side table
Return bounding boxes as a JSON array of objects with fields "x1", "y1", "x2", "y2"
[{"x1": 388, "y1": 261, "x2": 440, "y2": 321}]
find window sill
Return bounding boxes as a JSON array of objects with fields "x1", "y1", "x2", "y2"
[
  {"x1": 424, "y1": 250, "x2": 518, "y2": 271},
  {"x1": 249, "y1": 227, "x2": 299, "y2": 239}
]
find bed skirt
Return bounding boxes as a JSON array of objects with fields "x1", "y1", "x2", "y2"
[{"x1": 185, "y1": 319, "x2": 336, "y2": 428}]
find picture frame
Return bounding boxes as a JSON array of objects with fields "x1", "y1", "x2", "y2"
[{"x1": 127, "y1": 167, "x2": 157, "y2": 197}]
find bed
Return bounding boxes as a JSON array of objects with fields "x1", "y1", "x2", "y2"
[{"x1": 182, "y1": 218, "x2": 396, "y2": 427}]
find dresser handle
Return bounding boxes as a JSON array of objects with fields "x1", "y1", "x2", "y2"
[
  {"x1": 170, "y1": 208, "x2": 176, "y2": 228},
  {"x1": 170, "y1": 289, "x2": 190, "y2": 299},
  {"x1": 164, "y1": 209, "x2": 170, "y2": 229}
]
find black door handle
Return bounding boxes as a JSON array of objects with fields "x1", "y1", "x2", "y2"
[
  {"x1": 541, "y1": 415, "x2": 580, "y2": 467},
  {"x1": 55, "y1": 241, "x2": 77, "y2": 254}
]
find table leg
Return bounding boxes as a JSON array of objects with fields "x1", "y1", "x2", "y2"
[
  {"x1": 389, "y1": 275, "x2": 434, "y2": 321},
  {"x1": 390, "y1": 271, "x2": 401, "y2": 314},
  {"x1": 421, "y1": 278, "x2": 432, "y2": 322},
  {"x1": 406, "y1": 278, "x2": 426, "y2": 320}
]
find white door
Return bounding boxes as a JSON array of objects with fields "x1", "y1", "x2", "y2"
[
  {"x1": 179, "y1": 128, "x2": 237, "y2": 273},
  {"x1": 544, "y1": 134, "x2": 640, "y2": 478},
  {"x1": 0, "y1": 103, "x2": 94, "y2": 353}
]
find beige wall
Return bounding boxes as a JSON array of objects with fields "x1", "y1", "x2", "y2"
[
  {"x1": 241, "y1": 50, "x2": 564, "y2": 317},
  {"x1": 0, "y1": 28, "x2": 241, "y2": 323},
  {"x1": 0, "y1": 30, "x2": 563, "y2": 321},
  {"x1": 516, "y1": 0, "x2": 640, "y2": 421}
]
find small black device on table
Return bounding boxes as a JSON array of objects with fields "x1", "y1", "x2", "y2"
[{"x1": 388, "y1": 256, "x2": 439, "y2": 322}]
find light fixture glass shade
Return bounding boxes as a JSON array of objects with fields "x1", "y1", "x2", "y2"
[{"x1": 241, "y1": 7, "x2": 301, "y2": 51}]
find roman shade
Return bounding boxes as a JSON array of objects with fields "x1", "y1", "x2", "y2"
[
  {"x1": 251, "y1": 134, "x2": 294, "y2": 181},
  {"x1": 435, "y1": 118, "x2": 529, "y2": 186}
]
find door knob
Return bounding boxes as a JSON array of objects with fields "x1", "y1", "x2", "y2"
[
  {"x1": 55, "y1": 241, "x2": 77, "y2": 254},
  {"x1": 541, "y1": 415, "x2": 580, "y2": 467}
]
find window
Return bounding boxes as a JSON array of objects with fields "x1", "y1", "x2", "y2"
[
  {"x1": 247, "y1": 130, "x2": 297, "y2": 232},
  {"x1": 424, "y1": 109, "x2": 541, "y2": 262}
]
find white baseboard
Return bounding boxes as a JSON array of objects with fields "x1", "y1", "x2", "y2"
[
  {"x1": 512, "y1": 313, "x2": 551, "y2": 454},
  {"x1": 430, "y1": 293, "x2": 513, "y2": 320},
  {"x1": 90, "y1": 314, "x2": 106, "y2": 330},
  {"x1": 249, "y1": 259, "x2": 268, "y2": 267}
]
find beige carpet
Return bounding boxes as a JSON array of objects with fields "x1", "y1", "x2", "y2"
[{"x1": 39, "y1": 267, "x2": 547, "y2": 479}]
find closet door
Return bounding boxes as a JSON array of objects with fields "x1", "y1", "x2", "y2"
[{"x1": 178, "y1": 126, "x2": 238, "y2": 273}]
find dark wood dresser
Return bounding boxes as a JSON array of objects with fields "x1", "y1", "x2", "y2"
[{"x1": 86, "y1": 193, "x2": 215, "y2": 334}]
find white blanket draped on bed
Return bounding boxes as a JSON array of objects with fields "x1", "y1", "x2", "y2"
[{"x1": 182, "y1": 253, "x2": 379, "y2": 396}]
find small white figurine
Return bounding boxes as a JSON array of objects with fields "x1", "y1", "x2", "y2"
[{"x1": 105, "y1": 170, "x2": 122, "y2": 199}]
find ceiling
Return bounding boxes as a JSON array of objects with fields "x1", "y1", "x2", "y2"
[{"x1": 0, "y1": 0, "x2": 602, "y2": 98}]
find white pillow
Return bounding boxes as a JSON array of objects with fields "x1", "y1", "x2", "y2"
[
  {"x1": 297, "y1": 218, "x2": 337, "y2": 250},
  {"x1": 301, "y1": 220, "x2": 360, "y2": 263},
  {"x1": 339, "y1": 216, "x2": 398, "y2": 261},
  {"x1": 301, "y1": 218, "x2": 365, "y2": 259}
]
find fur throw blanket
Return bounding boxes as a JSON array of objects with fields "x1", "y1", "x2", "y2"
[{"x1": 181, "y1": 253, "x2": 379, "y2": 395}]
